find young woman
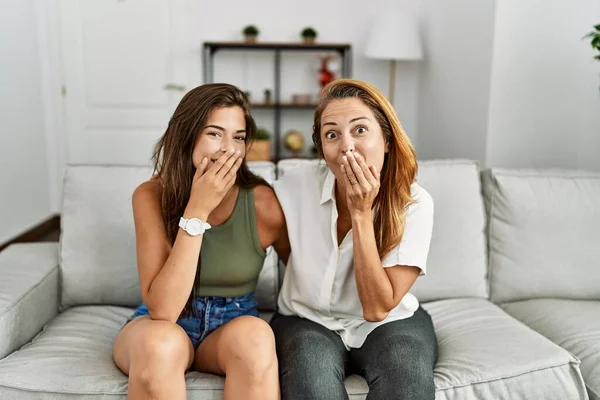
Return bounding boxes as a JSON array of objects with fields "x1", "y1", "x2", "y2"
[
  {"x1": 113, "y1": 83, "x2": 288, "y2": 400},
  {"x1": 271, "y1": 79, "x2": 438, "y2": 399}
]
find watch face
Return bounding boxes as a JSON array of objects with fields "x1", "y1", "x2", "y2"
[{"x1": 186, "y1": 219, "x2": 203, "y2": 235}]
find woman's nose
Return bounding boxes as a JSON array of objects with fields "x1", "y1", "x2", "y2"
[
  {"x1": 220, "y1": 138, "x2": 235, "y2": 153},
  {"x1": 341, "y1": 137, "x2": 354, "y2": 154}
]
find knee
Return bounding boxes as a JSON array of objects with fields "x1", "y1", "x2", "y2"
[
  {"x1": 283, "y1": 329, "x2": 331, "y2": 362},
  {"x1": 226, "y1": 317, "x2": 277, "y2": 379},
  {"x1": 277, "y1": 329, "x2": 346, "y2": 398},
  {"x1": 279, "y1": 329, "x2": 343, "y2": 378},
  {"x1": 375, "y1": 339, "x2": 435, "y2": 388},
  {"x1": 133, "y1": 322, "x2": 189, "y2": 366},
  {"x1": 129, "y1": 322, "x2": 190, "y2": 386}
]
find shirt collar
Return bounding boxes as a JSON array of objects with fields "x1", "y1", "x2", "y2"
[{"x1": 320, "y1": 168, "x2": 336, "y2": 205}]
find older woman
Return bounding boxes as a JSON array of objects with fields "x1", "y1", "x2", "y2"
[{"x1": 271, "y1": 79, "x2": 437, "y2": 399}]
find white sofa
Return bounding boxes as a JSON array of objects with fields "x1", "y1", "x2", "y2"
[{"x1": 0, "y1": 159, "x2": 598, "y2": 399}]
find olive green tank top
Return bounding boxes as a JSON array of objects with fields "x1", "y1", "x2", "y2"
[{"x1": 193, "y1": 188, "x2": 266, "y2": 298}]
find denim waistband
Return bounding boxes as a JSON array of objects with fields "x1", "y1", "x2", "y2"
[{"x1": 191, "y1": 291, "x2": 255, "y2": 306}]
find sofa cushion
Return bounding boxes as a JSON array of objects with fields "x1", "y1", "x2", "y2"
[
  {"x1": 276, "y1": 159, "x2": 489, "y2": 302},
  {"x1": 502, "y1": 299, "x2": 600, "y2": 400},
  {"x1": 482, "y1": 168, "x2": 600, "y2": 303},
  {"x1": 424, "y1": 298, "x2": 587, "y2": 400},
  {"x1": 411, "y1": 160, "x2": 488, "y2": 301},
  {"x1": 277, "y1": 158, "x2": 323, "y2": 177},
  {"x1": 0, "y1": 306, "x2": 366, "y2": 399},
  {"x1": 60, "y1": 165, "x2": 149, "y2": 308},
  {"x1": 0, "y1": 301, "x2": 587, "y2": 399},
  {"x1": 60, "y1": 162, "x2": 279, "y2": 310},
  {"x1": 0, "y1": 243, "x2": 59, "y2": 359}
]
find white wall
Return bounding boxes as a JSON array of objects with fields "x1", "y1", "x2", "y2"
[
  {"x1": 417, "y1": 0, "x2": 497, "y2": 163},
  {"x1": 486, "y1": 0, "x2": 600, "y2": 170},
  {"x1": 187, "y1": 0, "x2": 422, "y2": 156},
  {"x1": 0, "y1": 0, "x2": 53, "y2": 243},
  {"x1": 4, "y1": 1, "x2": 599, "y2": 244}
]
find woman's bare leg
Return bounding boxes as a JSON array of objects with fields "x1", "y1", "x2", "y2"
[
  {"x1": 113, "y1": 316, "x2": 195, "y2": 400},
  {"x1": 194, "y1": 316, "x2": 279, "y2": 400}
]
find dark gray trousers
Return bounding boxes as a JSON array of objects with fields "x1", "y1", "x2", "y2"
[{"x1": 270, "y1": 307, "x2": 438, "y2": 400}]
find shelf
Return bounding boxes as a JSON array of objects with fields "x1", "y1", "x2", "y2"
[
  {"x1": 251, "y1": 103, "x2": 318, "y2": 109},
  {"x1": 202, "y1": 41, "x2": 352, "y2": 161},
  {"x1": 204, "y1": 41, "x2": 351, "y2": 52}
]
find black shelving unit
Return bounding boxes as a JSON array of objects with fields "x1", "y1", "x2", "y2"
[{"x1": 202, "y1": 41, "x2": 353, "y2": 161}]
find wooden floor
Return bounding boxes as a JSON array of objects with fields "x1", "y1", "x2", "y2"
[
  {"x1": 0, "y1": 214, "x2": 60, "y2": 252},
  {"x1": 37, "y1": 229, "x2": 60, "y2": 242}
]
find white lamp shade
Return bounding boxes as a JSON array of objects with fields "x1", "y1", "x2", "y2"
[{"x1": 365, "y1": 11, "x2": 423, "y2": 61}]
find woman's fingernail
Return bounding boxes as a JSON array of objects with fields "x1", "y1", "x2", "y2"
[
  {"x1": 342, "y1": 156, "x2": 347, "y2": 162},
  {"x1": 353, "y1": 152, "x2": 360, "y2": 159}
]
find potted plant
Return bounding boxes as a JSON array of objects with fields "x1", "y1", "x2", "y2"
[
  {"x1": 584, "y1": 24, "x2": 600, "y2": 60},
  {"x1": 584, "y1": 24, "x2": 600, "y2": 91},
  {"x1": 242, "y1": 25, "x2": 259, "y2": 43},
  {"x1": 264, "y1": 89, "x2": 272, "y2": 104},
  {"x1": 301, "y1": 27, "x2": 318, "y2": 44},
  {"x1": 247, "y1": 128, "x2": 271, "y2": 161}
]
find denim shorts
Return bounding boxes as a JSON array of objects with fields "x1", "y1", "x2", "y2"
[{"x1": 127, "y1": 292, "x2": 259, "y2": 348}]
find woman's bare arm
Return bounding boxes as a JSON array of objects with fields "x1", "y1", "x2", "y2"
[
  {"x1": 135, "y1": 151, "x2": 241, "y2": 322},
  {"x1": 133, "y1": 181, "x2": 206, "y2": 322},
  {"x1": 351, "y1": 212, "x2": 420, "y2": 322},
  {"x1": 254, "y1": 184, "x2": 290, "y2": 264}
]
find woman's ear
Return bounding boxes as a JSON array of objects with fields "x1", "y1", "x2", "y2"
[{"x1": 384, "y1": 140, "x2": 390, "y2": 153}]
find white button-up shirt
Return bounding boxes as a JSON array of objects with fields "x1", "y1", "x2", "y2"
[{"x1": 274, "y1": 163, "x2": 434, "y2": 349}]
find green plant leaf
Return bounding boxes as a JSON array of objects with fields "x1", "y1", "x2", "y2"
[
  {"x1": 242, "y1": 25, "x2": 259, "y2": 35},
  {"x1": 301, "y1": 27, "x2": 318, "y2": 38},
  {"x1": 595, "y1": 24, "x2": 600, "y2": 31},
  {"x1": 595, "y1": 55, "x2": 600, "y2": 61},
  {"x1": 255, "y1": 128, "x2": 271, "y2": 140},
  {"x1": 592, "y1": 37, "x2": 600, "y2": 48}
]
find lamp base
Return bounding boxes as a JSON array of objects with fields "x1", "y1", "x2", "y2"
[{"x1": 388, "y1": 59, "x2": 396, "y2": 106}]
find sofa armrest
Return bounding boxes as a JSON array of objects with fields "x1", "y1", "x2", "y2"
[{"x1": 0, "y1": 243, "x2": 59, "y2": 359}]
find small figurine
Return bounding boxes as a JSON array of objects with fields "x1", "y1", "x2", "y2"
[{"x1": 319, "y1": 56, "x2": 335, "y2": 89}]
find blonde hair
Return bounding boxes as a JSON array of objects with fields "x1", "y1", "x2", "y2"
[{"x1": 312, "y1": 79, "x2": 418, "y2": 259}]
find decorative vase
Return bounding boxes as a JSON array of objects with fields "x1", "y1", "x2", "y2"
[{"x1": 319, "y1": 56, "x2": 335, "y2": 89}]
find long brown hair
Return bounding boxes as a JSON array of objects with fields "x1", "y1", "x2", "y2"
[
  {"x1": 312, "y1": 79, "x2": 418, "y2": 259},
  {"x1": 152, "y1": 83, "x2": 267, "y2": 313}
]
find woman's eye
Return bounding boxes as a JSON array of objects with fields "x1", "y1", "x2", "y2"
[
  {"x1": 325, "y1": 131, "x2": 337, "y2": 140},
  {"x1": 235, "y1": 136, "x2": 246, "y2": 141},
  {"x1": 207, "y1": 131, "x2": 221, "y2": 137},
  {"x1": 356, "y1": 126, "x2": 367, "y2": 134}
]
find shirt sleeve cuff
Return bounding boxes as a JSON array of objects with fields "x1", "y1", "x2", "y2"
[{"x1": 382, "y1": 254, "x2": 427, "y2": 275}]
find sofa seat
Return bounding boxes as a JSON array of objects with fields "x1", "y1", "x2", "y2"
[
  {"x1": 0, "y1": 306, "x2": 277, "y2": 399},
  {"x1": 502, "y1": 299, "x2": 600, "y2": 400},
  {"x1": 424, "y1": 298, "x2": 588, "y2": 400},
  {"x1": 0, "y1": 299, "x2": 588, "y2": 400}
]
